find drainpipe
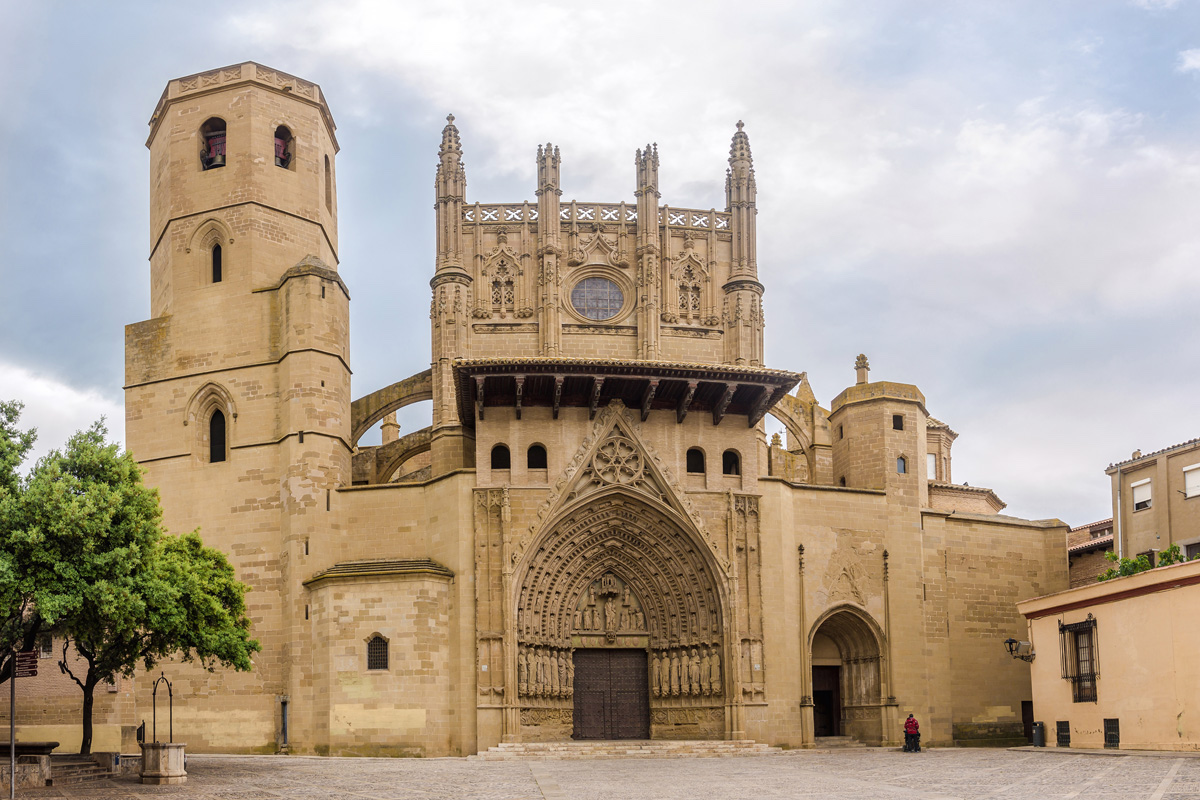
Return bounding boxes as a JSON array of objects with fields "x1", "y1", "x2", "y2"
[{"x1": 1115, "y1": 464, "x2": 1123, "y2": 560}]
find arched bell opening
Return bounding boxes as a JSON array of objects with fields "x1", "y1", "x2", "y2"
[
  {"x1": 808, "y1": 606, "x2": 885, "y2": 743},
  {"x1": 512, "y1": 490, "x2": 729, "y2": 742}
]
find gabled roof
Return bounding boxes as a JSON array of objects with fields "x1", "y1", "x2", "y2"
[{"x1": 1107, "y1": 436, "x2": 1200, "y2": 471}]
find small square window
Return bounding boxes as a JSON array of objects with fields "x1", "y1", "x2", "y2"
[
  {"x1": 1132, "y1": 480, "x2": 1151, "y2": 512},
  {"x1": 892, "y1": 414, "x2": 904, "y2": 431}
]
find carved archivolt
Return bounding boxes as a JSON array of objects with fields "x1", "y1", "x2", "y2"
[
  {"x1": 516, "y1": 493, "x2": 723, "y2": 651},
  {"x1": 519, "y1": 401, "x2": 728, "y2": 574}
]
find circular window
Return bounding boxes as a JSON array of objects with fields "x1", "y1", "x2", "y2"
[{"x1": 570, "y1": 277, "x2": 624, "y2": 321}]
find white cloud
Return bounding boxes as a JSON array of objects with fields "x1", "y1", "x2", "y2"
[
  {"x1": 1177, "y1": 48, "x2": 1200, "y2": 73},
  {"x1": 214, "y1": 1, "x2": 1200, "y2": 525},
  {"x1": 1132, "y1": 0, "x2": 1180, "y2": 9},
  {"x1": 0, "y1": 363, "x2": 124, "y2": 471}
]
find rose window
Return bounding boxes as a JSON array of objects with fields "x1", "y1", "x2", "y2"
[{"x1": 592, "y1": 437, "x2": 642, "y2": 484}]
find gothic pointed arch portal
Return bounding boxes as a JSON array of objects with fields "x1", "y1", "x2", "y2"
[
  {"x1": 809, "y1": 605, "x2": 886, "y2": 744},
  {"x1": 514, "y1": 491, "x2": 728, "y2": 741}
]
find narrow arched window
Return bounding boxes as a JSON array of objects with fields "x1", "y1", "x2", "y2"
[
  {"x1": 324, "y1": 155, "x2": 333, "y2": 212},
  {"x1": 491, "y1": 444, "x2": 511, "y2": 470},
  {"x1": 686, "y1": 448, "x2": 705, "y2": 474},
  {"x1": 211, "y1": 244, "x2": 222, "y2": 283},
  {"x1": 897, "y1": 456, "x2": 907, "y2": 474},
  {"x1": 366, "y1": 636, "x2": 388, "y2": 670},
  {"x1": 722, "y1": 450, "x2": 740, "y2": 476},
  {"x1": 200, "y1": 117, "x2": 227, "y2": 170},
  {"x1": 274, "y1": 125, "x2": 294, "y2": 169},
  {"x1": 527, "y1": 444, "x2": 547, "y2": 470},
  {"x1": 209, "y1": 410, "x2": 227, "y2": 463}
]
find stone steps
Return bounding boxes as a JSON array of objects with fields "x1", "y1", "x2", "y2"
[
  {"x1": 813, "y1": 736, "x2": 866, "y2": 749},
  {"x1": 50, "y1": 756, "x2": 111, "y2": 786},
  {"x1": 471, "y1": 739, "x2": 782, "y2": 760}
]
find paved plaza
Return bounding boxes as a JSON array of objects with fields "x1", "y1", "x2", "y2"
[{"x1": 26, "y1": 749, "x2": 1200, "y2": 800}]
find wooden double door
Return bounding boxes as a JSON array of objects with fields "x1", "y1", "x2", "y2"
[{"x1": 572, "y1": 649, "x2": 650, "y2": 740}]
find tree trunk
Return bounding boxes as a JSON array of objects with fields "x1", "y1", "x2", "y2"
[{"x1": 80, "y1": 681, "x2": 96, "y2": 755}]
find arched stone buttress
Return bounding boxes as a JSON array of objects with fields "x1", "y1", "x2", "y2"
[{"x1": 507, "y1": 489, "x2": 734, "y2": 742}]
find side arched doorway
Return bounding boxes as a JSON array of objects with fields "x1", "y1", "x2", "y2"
[
  {"x1": 514, "y1": 491, "x2": 728, "y2": 742},
  {"x1": 809, "y1": 606, "x2": 885, "y2": 743}
]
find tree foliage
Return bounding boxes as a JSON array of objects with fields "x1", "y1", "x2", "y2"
[
  {"x1": 0, "y1": 399, "x2": 39, "y2": 680},
  {"x1": 5, "y1": 417, "x2": 260, "y2": 753},
  {"x1": 1098, "y1": 543, "x2": 1198, "y2": 582}
]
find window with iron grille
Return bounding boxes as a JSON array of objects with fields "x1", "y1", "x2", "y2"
[
  {"x1": 1056, "y1": 721, "x2": 1071, "y2": 747},
  {"x1": 1103, "y1": 718, "x2": 1120, "y2": 749},
  {"x1": 366, "y1": 636, "x2": 389, "y2": 671},
  {"x1": 1059, "y1": 615, "x2": 1098, "y2": 703}
]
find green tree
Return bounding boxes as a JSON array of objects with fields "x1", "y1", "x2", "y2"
[
  {"x1": 1097, "y1": 550, "x2": 1153, "y2": 581},
  {"x1": 16, "y1": 421, "x2": 260, "y2": 754},
  {"x1": 0, "y1": 399, "x2": 40, "y2": 682}
]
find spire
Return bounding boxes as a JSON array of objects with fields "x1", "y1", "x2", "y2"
[
  {"x1": 635, "y1": 143, "x2": 660, "y2": 198},
  {"x1": 439, "y1": 113, "x2": 461, "y2": 160},
  {"x1": 724, "y1": 121, "x2": 758, "y2": 278},
  {"x1": 729, "y1": 120, "x2": 753, "y2": 167},
  {"x1": 536, "y1": 143, "x2": 561, "y2": 198},
  {"x1": 434, "y1": 114, "x2": 466, "y2": 272}
]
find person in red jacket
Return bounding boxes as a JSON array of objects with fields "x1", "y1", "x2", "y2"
[{"x1": 903, "y1": 714, "x2": 921, "y2": 752}]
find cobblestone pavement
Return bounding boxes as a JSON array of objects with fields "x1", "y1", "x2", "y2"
[{"x1": 25, "y1": 749, "x2": 1200, "y2": 800}]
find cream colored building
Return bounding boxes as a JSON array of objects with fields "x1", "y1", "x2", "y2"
[
  {"x1": 6, "y1": 62, "x2": 1070, "y2": 756},
  {"x1": 1107, "y1": 438, "x2": 1200, "y2": 565},
  {"x1": 1017, "y1": 559, "x2": 1200, "y2": 751}
]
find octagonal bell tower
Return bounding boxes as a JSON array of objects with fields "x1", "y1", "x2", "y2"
[{"x1": 127, "y1": 63, "x2": 349, "y2": 752}]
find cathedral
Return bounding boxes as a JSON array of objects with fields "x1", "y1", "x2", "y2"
[{"x1": 92, "y1": 62, "x2": 1072, "y2": 756}]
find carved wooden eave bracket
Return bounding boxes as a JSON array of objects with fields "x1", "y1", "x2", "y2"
[
  {"x1": 453, "y1": 357, "x2": 800, "y2": 430},
  {"x1": 515, "y1": 401, "x2": 731, "y2": 577}
]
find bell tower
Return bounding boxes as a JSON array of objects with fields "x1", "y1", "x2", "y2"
[{"x1": 126, "y1": 62, "x2": 349, "y2": 751}]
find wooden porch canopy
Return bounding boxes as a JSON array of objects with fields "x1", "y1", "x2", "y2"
[{"x1": 453, "y1": 357, "x2": 801, "y2": 428}]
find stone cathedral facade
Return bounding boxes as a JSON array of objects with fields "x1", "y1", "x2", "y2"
[{"x1": 97, "y1": 62, "x2": 1073, "y2": 756}]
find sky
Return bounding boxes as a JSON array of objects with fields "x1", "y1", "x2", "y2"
[{"x1": 1, "y1": 0, "x2": 1198, "y2": 527}]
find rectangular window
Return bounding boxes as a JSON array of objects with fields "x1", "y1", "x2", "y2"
[
  {"x1": 1103, "y1": 718, "x2": 1120, "y2": 749},
  {"x1": 927, "y1": 453, "x2": 937, "y2": 480},
  {"x1": 1056, "y1": 721, "x2": 1071, "y2": 747},
  {"x1": 37, "y1": 634, "x2": 53, "y2": 659},
  {"x1": 1131, "y1": 479, "x2": 1151, "y2": 512},
  {"x1": 892, "y1": 414, "x2": 904, "y2": 431},
  {"x1": 1187, "y1": 543, "x2": 1200, "y2": 561},
  {"x1": 1184, "y1": 464, "x2": 1200, "y2": 499},
  {"x1": 1060, "y1": 617, "x2": 1099, "y2": 703}
]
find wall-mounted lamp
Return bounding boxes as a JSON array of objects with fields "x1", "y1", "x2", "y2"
[{"x1": 1003, "y1": 638, "x2": 1035, "y2": 662}]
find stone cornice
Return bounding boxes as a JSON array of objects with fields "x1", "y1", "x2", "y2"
[
  {"x1": 303, "y1": 558, "x2": 454, "y2": 588},
  {"x1": 148, "y1": 62, "x2": 338, "y2": 151}
]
